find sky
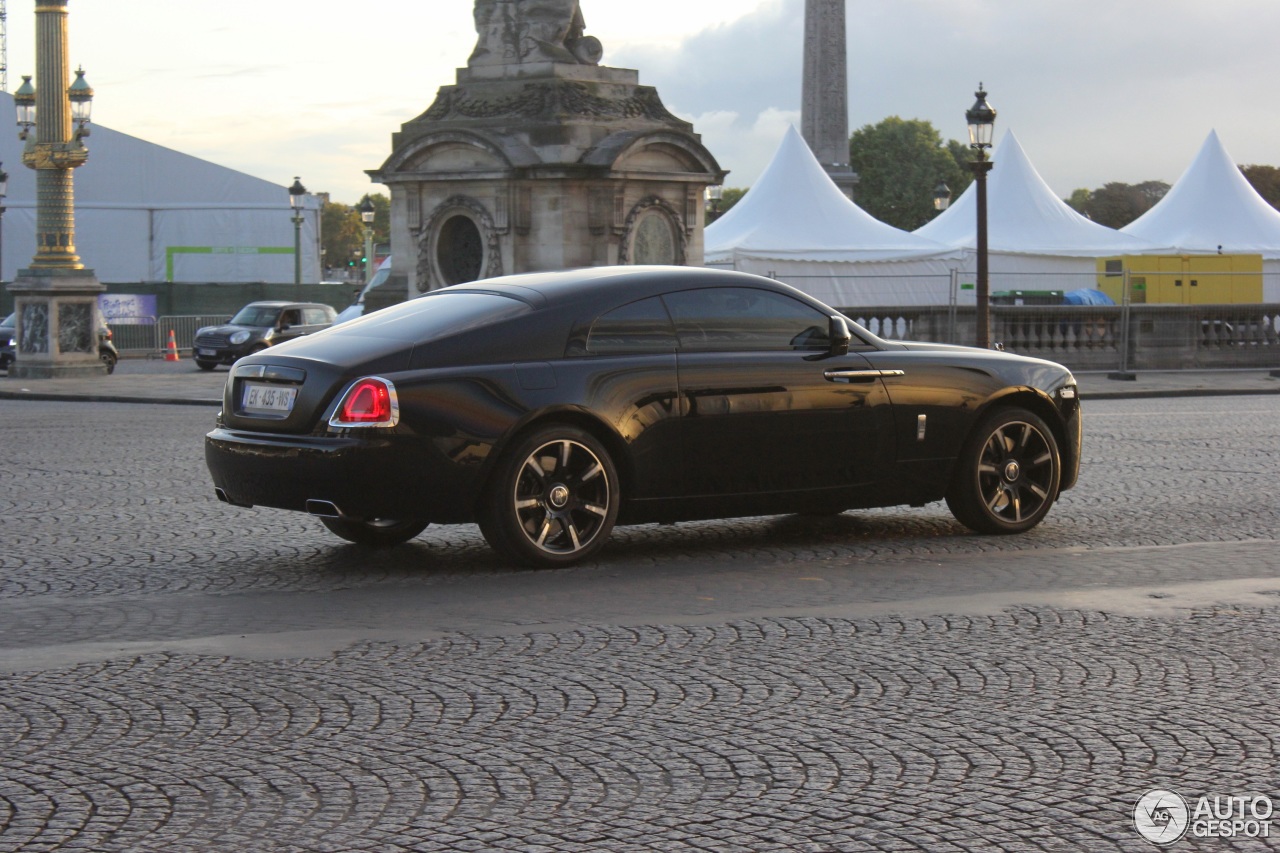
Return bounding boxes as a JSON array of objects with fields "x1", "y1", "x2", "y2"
[{"x1": 7, "y1": 0, "x2": 1280, "y2": 206}]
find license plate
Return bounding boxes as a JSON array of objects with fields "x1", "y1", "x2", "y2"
[
  {"x1": 242, "y1": 382, "x2": 297, "y2": 415},
  {"x1": 198, "y1": 348, "x2": 217, "y2": 357}
]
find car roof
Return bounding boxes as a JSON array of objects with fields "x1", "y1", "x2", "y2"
[
  {"x1": 242, "y1": 301, "x2": 332, "y2": 310},
  {"x1": 439, "y1": 266, "x2": 792, "y2": 310}
]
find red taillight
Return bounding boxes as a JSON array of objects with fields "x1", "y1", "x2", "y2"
[{"x1": 330, "y1": 377, "x2": 398, "y2": 428}]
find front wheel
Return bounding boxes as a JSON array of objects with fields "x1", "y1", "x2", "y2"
[
  {"x1": 946, "y1": 407, "x2": 1061, "y2": 534},
  {"x1": 320, "y1": 516, "x2": 428, "y2": 547},
  {"x1": 478, "y1": 425, "x2": 620, "y2": 568}
]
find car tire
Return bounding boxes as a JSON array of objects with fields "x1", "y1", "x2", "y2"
[
  {"x1": 478, "y1": 424, "x2": 620, "y2": 568},
  {"x1": 99, "y1": 350, "x2": 118, "y2": 374},
  {"x1": 946, "y1": 406, "x2": 1061, "y2": 535},
  {"x1": 196, "y1": 359, "x2": 218, "y2": 371},
  {"x1": 319, "y1": 516, "x2": 428, "y2": 547}
]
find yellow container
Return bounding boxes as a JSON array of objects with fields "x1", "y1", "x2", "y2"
[{"x1": 1097, "y1": 255, "x2": 1263, "y2": 304}]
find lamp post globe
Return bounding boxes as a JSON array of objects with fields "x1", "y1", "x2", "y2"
[{"x1": 932, "y1": 181, "x2": 951, "y2": 212}]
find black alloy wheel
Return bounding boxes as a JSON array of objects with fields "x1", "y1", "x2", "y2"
[
  {"x1": 479, "y1": 425, "x2": 619, "y2": 568},
  {"x1": 320, "y1": 517, "x2": 429, "y2": 547},
  {"x1": 946, "y1": 407, "x2": 1061, "y2": 534}
]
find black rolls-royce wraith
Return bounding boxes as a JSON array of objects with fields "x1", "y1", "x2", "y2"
[{"x1": 205, "y1": 266, "x2": 1081, "y2": 567}]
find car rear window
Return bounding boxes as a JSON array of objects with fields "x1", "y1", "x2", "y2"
[{"x1": 334, "y1": 291, "x2": 531, "y2": 342}]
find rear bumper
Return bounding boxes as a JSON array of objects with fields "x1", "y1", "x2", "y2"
[{"x1": 204, "y1": 428, "x2": 480, "y2": 523}]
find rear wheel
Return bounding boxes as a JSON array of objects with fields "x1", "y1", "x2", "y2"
[
  {"x1": 99, "y1": 349, "x2": 117, "y2": 374},
  {"x1": 320, "y1": 517, "x2": 428, "y2": 547},
  {"x1": 478, "y1": 425, "x2": 619, "y2": 568},
  {"x1": 946, "y1": 407, "x2": 1061, "y2": 534}
]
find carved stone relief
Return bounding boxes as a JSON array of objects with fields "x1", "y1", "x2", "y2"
[
  {"x1": 618, "y1": 197, "x2": 686, "y2": 266},
  {"x1": 418, "y1": 195, "x2": 504, "y2": 291},
  {"x1": 470, "y1": 0, "x2": 603, "y2": 67}
]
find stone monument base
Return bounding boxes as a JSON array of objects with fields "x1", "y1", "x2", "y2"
[{"x1": 7, "y1": 269, "x2": 107, "y2": 379}]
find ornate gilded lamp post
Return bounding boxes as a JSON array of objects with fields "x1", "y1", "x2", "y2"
[
  {"x1": 358, "y1": 196, "x2": 375, "y2": 284},
  {"x1": 6, "y1": 0, "x2": 105, "y2": 377},
  {"x1": 965, "y1": 84, "x2": 996, "y2": 349},
  {"x1": 288, "y1": 177, "x2": 307, "y2": 285}
]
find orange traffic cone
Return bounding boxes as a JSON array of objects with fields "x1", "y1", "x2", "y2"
[{"x1": 165, "y1": 329, "x2": 180, "y2": 362}]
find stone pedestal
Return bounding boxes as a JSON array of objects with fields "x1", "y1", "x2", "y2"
[
  {"x1": 371, "y1": 59, "x2": 724, "y2": 297},
  {"x1": 7, "y1": 269, "x2": 106, "y2": 378}
]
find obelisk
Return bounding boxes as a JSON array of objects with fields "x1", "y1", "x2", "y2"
[{"x1": 801, "y1": 0, "x2": 858, "y2": 198}]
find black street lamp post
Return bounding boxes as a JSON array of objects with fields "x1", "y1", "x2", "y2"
[
  {"x1": 358, "y1": 196, "x2": 375, "y2": 284},
  {"x1": 0, "y1": 164, "x2": 8, "y2": 282},
  {"x1": 288, "y1": 177, "x2": 307, "y2": 285},
  {"x1": 965, "y1": 84, "x2": 996, "y2": 349}
]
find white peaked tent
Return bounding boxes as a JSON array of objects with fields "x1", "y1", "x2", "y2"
[
  {"x1": 705, "y1": 125, "x2": 960, "y2": 306},
  {"x1": 1123, "y1": 130, "x2": 1280, "y2": 254},
  {"x1": 0, "y1": 91, "x2": 322, "y2": 284},
  {"x1": 915, "y1": 130, "x2": 1164, "y2": 279}
]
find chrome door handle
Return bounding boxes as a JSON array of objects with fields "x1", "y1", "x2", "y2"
[{"x1": 823, "y1": 369, "x2": 905, "y2": 382}]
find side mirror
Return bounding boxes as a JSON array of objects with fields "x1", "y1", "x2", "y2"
[{"x1": 829, "y1": 314, "x2": 851, "y2": 356}]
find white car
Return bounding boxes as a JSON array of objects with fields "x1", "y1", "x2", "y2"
[{"x1": 335, "y1": 258, "x2": 392, "y2": 324}]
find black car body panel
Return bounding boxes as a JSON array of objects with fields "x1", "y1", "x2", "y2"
[{"x1": 206, "y1": 267, "x2": 1082, "y2": 561}]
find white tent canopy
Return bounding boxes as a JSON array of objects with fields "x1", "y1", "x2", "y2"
[
  {"x1": 916, "y1": 130, "x2": 1164, "y2": 260},
  {"x1": 705, "y1": 125, "x2": 959, "y2": 306},
  {"x1": 706, "y1": 125, "x2": 951, "y2": 263},
  {"x1": 1122, "y1": 130, "x2": 1280, "y2": 258},
  {"x1": 0, "y1": 91, "x2": 322, "y2": 284}
]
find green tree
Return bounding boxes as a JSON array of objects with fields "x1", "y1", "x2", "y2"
[
  {"x1": 321, "y1": 201, "x2": 364, "y2": 276},
  {"x1": 1065, "y1": 188, "x2": 1092, "y2": 215},
  {"x1": 847, "y1": 117, "x2": 972, "y2": 230},
  {"x1": 1065, "y1": 181, "x2": 1169, "y2": 228},
  {"x1": 1241, "y1": 164, "x2": 1280, "y2": 210}
]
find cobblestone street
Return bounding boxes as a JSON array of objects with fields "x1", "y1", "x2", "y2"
[{"x1": 3, "y1": 396, "x2": 1280, "y2": 851}]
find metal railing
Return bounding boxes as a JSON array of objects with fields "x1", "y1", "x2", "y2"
[
  {"x1": 103, "y1": 316, "x2": 158, "y2": 353},
  {"x1": 104, "y1": 315, "x2": 230, "y2": 356},
  {"x1": 157, "y1": 315, "x2": 231, "y2": 354},
  {"x1": 837, "y1": 303, "x2": 1280, "y2": 371}
]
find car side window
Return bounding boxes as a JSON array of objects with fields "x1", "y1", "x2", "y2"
[
  {"x1": 302, "y1": 307, "x2": 330, "y2": 325},
  {"x1": 586, "y1": 296, "x2": 677, "y2": 355},
  {"x1": 662, "y1": 287, "x2": 832, "y2": 352}
]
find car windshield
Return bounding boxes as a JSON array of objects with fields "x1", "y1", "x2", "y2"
[
  {"x1": 230, "y1": 305, "x2": 283, "y2": 327},
  {"x1": 1, "y1": 313, "x2": 13, "y2": 327}
]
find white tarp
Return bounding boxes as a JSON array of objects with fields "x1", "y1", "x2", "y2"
[
  {"x1": 1122, "y1": 130, "x2": 1280, "y2": 260},
  {"x1": 915, "y1": 130, "x2": 1166, "y2": 263},
  {"x1": 704, "y1": 125, "x2": 961, "y2": 305},
  {"x1": 0, "y1": 91, "x2": 322, "y2": 283}
]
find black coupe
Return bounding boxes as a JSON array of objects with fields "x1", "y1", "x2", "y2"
[{"x1": 206, "y1": 267, "x2": 1081, "y2": 567}]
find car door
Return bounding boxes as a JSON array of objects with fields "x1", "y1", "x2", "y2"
[
  {"x1": 276, "y1": 307, "x2": 306, "y2": 343},
  {"x1": 663, "y1": 286, "x2": 896, "y2": 499}
]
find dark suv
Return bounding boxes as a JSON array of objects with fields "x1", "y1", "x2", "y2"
[{"x1": 192, "y1": 301, "x2": 336, "y2": 370}]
